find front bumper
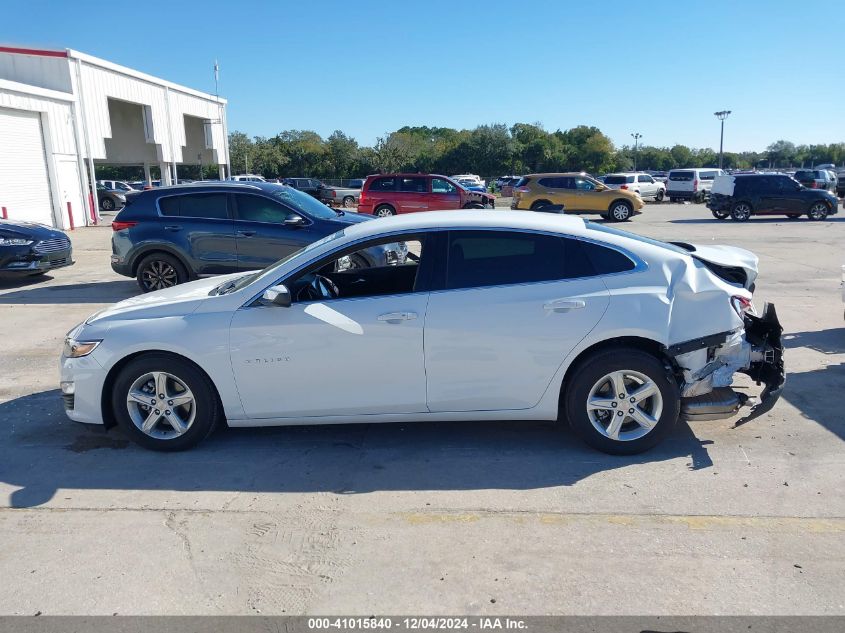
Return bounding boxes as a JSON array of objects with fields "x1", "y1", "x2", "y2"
[
  {"x1": 60, "y1": 351, "x2": 107, "y2": 425},
  {"x1": 0, "y1": 246, "x2": 73, "y2": 276},
  {"x1": 672, "y1": 302, "x2": 784, "y2": 424}
]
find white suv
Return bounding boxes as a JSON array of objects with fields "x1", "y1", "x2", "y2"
[
  {"x1": 667, "y1": 168, "x2": 725, "y2": 203},
  {"x1": 603, "y1": 173, "x2": 666, "y2": 201}
]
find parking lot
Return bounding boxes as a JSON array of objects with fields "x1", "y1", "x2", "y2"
[{"x1": 0, "y1": 202, "x2": 843, "y2": 615}]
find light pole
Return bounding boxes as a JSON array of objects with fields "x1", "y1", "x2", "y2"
[
  {"x1": 714, "y1": 110, "x2": 731, "y2": 169},
  {"x1": 630, "y1": 133, "x2": 642, "y2": 170}
]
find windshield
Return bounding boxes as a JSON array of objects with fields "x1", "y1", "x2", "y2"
[{"x1": 269, "y1": 185, "x2": 340, "y2": 220}]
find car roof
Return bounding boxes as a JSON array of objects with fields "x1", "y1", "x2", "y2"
[
  {"x1": 340, "y1": 210, "x2": 586, "y2": 241},
  {"x1": 137, "y1": 181, "x2": 286, "y2": 194}
]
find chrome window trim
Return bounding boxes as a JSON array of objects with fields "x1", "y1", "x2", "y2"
[{"x1": 237, "y1": 225, "x2": 647, "y2": 309}]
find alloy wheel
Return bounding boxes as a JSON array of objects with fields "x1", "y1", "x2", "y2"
[
  {"x1": 585, "y1": 370, "x2": 663, "y2": 442},
  {"x1": 375, "y1": 208, "x2": 394, "y2": 218},
  {"x1": 102, "y1": 198, "x2": 115, "y2": 210},
  {"x1": 612, "y1": 204, "x2": 631, "y2": 220},
  {"x1": 732, "y1": 204, "x2": 751, "y2": 221},
  {"x1": 141, "y1": 260, "x2": 178, "y2": 291},
  {"x1": 126, "y1": 371, "x2": 196, "y2": 440},
  {"x1": 808, "y1": 203, "x2": 829, "y2": 221}
]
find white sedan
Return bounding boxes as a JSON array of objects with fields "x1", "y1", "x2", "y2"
[{"x1": 60, "y1": 211, "x2": 784, "y2": 454}]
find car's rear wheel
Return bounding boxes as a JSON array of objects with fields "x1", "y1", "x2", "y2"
[
  {"x1": 808, "y1": 202, "x2": 830, "y2": 221},
  {"x1": 608, "y1": 200, "x2": 633, "y2": 221},
  {"x1": 342, "y1": 196, "x2": 356, "y2": 208},
  {"x1": 463, "y1": 202, "x2": 485, "y2": 209},
  {"x1": 711, "y1": 209, "x2": 729, "y2": 220},
  {"x1": 100, "y1": 197, "x2": 115, "y2": 211},
  {"x1": 655, "y1": 189, "x2": 665, "y2": 202},
  {"x1": 530, "y1": 200, "x2": 552, "y2": 211},
  {"x1": 136, "y1": 252, "x2": 189, "y2": 292},
  {"x1": 730, "y1": 202, "x2": 752, "y2": 221},
  {"x1": 563, "y1": 348, "x2": 680, "y2": 455},
  {"x1": 374, "y1": 204, "x2": 395, "y2": 218},
  {"x1": 112, "y1": 353, "x2": 222, "y2": 451}
]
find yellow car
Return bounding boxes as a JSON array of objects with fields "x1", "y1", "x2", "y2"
[{"x1": 511, "y1": 172, "x2": 644, "y2": 221}]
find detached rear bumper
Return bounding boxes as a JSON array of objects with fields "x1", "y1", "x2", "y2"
[{"x1": 669, "y1": 302, "x2": 784, "y2": 424}]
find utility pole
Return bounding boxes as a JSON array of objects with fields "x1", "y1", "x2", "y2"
[
  {"x1": 630, "y1": 133, "x2": 642, "y2": 170},
  {"x1": 714, "y1": 110, "x2": 731, "y2": 169}
]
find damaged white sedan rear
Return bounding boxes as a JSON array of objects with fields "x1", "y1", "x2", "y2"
[{"x1": 60, "y1": 211, "x2": 784, "y2": 454}]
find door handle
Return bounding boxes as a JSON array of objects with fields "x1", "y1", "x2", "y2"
[
  {"x1": 236, "y1": 230, "x2": 256, "y2": 237},
  {"x1": 543, "y1": 299, "x2": 586, "y2": 312},
  {"x1": 163, "y1": 225, "x2": 182, "y2": 232},
  {"x1": 377, "y1": 311, "x2": 418, "y2": 323}
]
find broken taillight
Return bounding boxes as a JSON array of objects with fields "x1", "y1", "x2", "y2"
[{"x1": 731, "y1": 295, "x2": 757, "y2": 317}]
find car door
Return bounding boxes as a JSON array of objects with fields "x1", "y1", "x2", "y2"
[
  {"x1": 637, "y1": 174, "x2": 657, "y2": 198},
  {"x1": 424, "y1": 230, "x2": 610, "y2": 412},
  {"x1": 392, "y1": 176, "x2": 429, "y2": 213},
  {"x1": 228, "y1": 234, "x2": 434, "y2": 418},
  {"x1": 232, "y1": 193, "x2": 323, "y2": 270},
  {"x1": 755, "y1": 176, "x2": 784, "y2": 214},
  {"x1": 773, "y1": 176, "x2": 808, "y2": 214},
  {"x1": 428, "y1": 177, "x2": 462, "y2": 210},
  {"x1": 157, "y1": 191, "x2": 237, "y2": 274},
  {"x1": 573, "y1": 176, "x2": 605, "y2": 211}
]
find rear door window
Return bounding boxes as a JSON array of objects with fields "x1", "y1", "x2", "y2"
[
  {"x1": 637, "y1": 175, "x2": 653, "y2": 183},
  {"x1": 369, "y1": 177, "x2": 397, "y2": 192},
  {"x1": 159, "y1": 193, "x2": 230, "y2": 219},
  {"x1": 446, "y1": 230, "x2": 568, "y2": 290},
  {"x1": 398, "y1": 177, "x2": 428, "y2": 193}
]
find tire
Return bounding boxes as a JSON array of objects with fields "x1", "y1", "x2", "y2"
[
  {"x1": 100, "y1": 197, "x2": 115, "y2": 211},
  {"x1": 135, "y1": 252, "x2": 189, "y2": 292},
  {"x1": 374, "y1": 204, "x2": 395, "y2": 218},
  {"x1": 342, "y1": 196, "x2": 356, "y2": 208},
  {"x1": 786, "y1": 214, "x2": 801, "y2": 220},
  {"x1": 655, "y1": 189, "x2": 665, "y2": 202},
  {"x1": 463, "y1": 202, "x2": 484, "y2": 209},
  {"x1": 807, "y1": 201, "x2": 830, "y2": 221},
  {"x1": 112, "y1": 353, "x2": 222, "y2": 451},
  {"x1": 711, "y1": 209, "x2": 729, "y2": 220},
  {"x1": 608, "y1": 200, "x2": 633, "y2": 221},
  {"x1": 563, "y1": 348, "x2": 680, "y2": 455},
  {"x1": 530, "y1": 200, "x2": 552, "y2": 211},
  {"x1": 730, "y1": 201, "x2": 753, "y2": 222}
]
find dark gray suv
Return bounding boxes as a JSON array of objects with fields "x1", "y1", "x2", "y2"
[{"x1": 111, "y1": 182, "x2": 400, "y2": 292}]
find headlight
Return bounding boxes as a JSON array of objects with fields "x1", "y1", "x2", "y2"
[
  {"x1": 63, "y1": 338, "x2": 101, "y2": 358},
  {"x1": 0, "y1": 238, "x2": 34, "y2": 246}
]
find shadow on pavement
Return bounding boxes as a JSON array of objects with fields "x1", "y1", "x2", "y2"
[
  {"x1": 0, "y1": 389, "x2": 713, "y2": 508},
  {"x1": 0, "y1": 280, "x2": 138, "y2": 304},
  {"x1": 783, "y1": 328, "x2": 845, "y2": 355}
]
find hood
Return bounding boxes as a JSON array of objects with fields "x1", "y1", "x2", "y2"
[
  {"x1": 671, "y1": 242, "x2": 759, "y2": 289},
  {"x1": 0, "y1": 219, "x2": 66, "y2": 241},
  {"x1": 85, "y1": 273, "x2": 242, "y2": 325},
  {"x1": 329, "y1": 211, "x2": 372, "y2": 226}
]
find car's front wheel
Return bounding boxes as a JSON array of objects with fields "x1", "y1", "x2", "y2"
[
  {"x1": 136, "y1": 252, "x2": 189, "y2": 292},
  {"x1": 112, "y1": 353, "x2": 222, "y2": 451},
  {"x1": 100, "y1": 197, "x2": 115, "y2": 211},
  {"x1": 655, "y1": 189, "x2": 665, "y2": 202},
  {"x1": 808, "y1": 201, "x2": 830, "y2": 221},
  {"x1": 563, "y1": 348, "x2": 680, "y2": 455}
]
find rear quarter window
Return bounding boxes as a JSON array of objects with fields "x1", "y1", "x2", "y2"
[{"x1": 576, "y1": 240, "x2": 636, "y2": 275}]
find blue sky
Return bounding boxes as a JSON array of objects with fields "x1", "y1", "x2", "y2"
[{"x1": 3, "y1": 0, "x2": 843, "y2": 151}]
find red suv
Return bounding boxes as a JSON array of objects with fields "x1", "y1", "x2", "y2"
[{"x1": 357, "y1": 173, "x2": 496, "y2": 217}]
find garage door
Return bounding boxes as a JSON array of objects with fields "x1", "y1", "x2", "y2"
[{"x1": 0, "y1": 108, "x2": 54, "y2": 226}]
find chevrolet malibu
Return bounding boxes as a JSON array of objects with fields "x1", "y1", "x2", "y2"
[{"x1": 61, "y1": 211, "x2": 784, "y2": 454}]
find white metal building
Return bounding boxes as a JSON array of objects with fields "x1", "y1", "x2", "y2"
[{"x1": 0, "y1": 46, "x2": 229, "y2": 229}]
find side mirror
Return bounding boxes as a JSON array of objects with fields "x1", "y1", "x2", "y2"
[
  {"x1": 284, "y1": 214, "x2": 306, "y2": 227},
  {"x1": 262, "y1": 284, "x2": 291, "y2": 307}
]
